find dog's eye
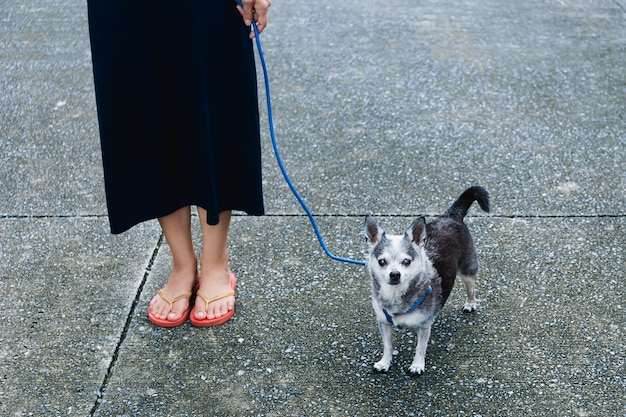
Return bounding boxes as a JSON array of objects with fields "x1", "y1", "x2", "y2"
[
  {"x1": 401, "y1": 259, "x2": 412, "y2": 266},
  {"x1": 378, "y1": 259, "x2": 387, "y2": 267}
]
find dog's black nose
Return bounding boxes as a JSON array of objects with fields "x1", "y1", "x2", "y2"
[{"x1": 389, "y1": 271, "x2": 401, "y2": 285}]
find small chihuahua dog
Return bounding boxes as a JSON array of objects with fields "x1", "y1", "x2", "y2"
[{"x1": 365, "y1": 186, "x2": 490, "y2": 375}]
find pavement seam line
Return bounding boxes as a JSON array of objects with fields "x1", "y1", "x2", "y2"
[
  {"x1": 1, "y1": 213, "x2": 624, "y2": 220},
  {"x1": 89, "y1": 233, "x2": 165, "y2": 416}
]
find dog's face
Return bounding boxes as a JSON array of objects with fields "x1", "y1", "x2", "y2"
[{"x1": 365, "y1": 215, "x2": 431, "y2": 292}]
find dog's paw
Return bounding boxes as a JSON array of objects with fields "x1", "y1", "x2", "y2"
[
  {"x1": 463, "y1": 301, "x2": 476, "y2": 313},
  {"x1": 373, "y1": 360, "x2": 391, "y2": 373},
  {"x1": 408, "y1": 356, "x2": 426, "y2": 375},
  {"x1": 407, "y1": 362, "x2": 426, "y2": 376}
]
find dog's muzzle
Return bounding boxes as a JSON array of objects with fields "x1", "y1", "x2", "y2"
[{"x1": 389, "y1": 271, "x2": 401, "y2": 285}]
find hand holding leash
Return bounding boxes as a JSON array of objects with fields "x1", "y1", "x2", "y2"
[{"x1": 236, "y1": 0, "x2": 271, "y2": 38}]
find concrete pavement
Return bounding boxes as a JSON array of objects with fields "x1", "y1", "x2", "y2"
[{"x1": 1, "y1": 0, "x2": 624, "y2": 415}]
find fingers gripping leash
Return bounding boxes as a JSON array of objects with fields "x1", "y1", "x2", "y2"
[{"x1": 234, "y1": 0, "x2": 365, "y2": 266}]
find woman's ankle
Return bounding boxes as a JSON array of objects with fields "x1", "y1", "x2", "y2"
[{"x1": 167, "y1": 258, "x2": 198, "y2": 287}]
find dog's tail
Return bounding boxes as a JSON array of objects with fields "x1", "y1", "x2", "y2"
[{"x1": 443, "y1": 186, "x2": 490, "y2": 221}]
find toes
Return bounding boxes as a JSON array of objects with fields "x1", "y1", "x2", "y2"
[
  {"x1": 149, "y1": 299, "x2": 165, "y2": 319},
  {"x1": 207, "y1": 301, "x2": 227, "y2": 319},
  {"x1": 150, "y1": 296, "x2": 188, "y2": 321},
  {"x1": 167, "y1": 310, "x2": 182, "y2": 321}
]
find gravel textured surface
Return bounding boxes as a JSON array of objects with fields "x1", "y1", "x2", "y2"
[{"x1": 1, "y1": 0, "x2": 624, "y2": 416}]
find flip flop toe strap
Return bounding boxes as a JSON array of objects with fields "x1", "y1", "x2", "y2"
[
  {"x1": 157, "y1": 289, "x2": 192, "y2": 311},
  {"x1": 196, "y1": 290, "x2": 236, "y2": 312}
]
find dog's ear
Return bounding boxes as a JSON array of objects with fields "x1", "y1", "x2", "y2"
[
  {"x1": 364, "y1": 214, "x2": 383, "y2": 245},
  {"x1": 408, "y1": 217, "x2": 427, "y2": 245}
]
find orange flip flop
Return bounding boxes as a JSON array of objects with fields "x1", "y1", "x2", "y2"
[
  {"x1": 148, "y1": 289, "x2": 193, "y2": 328},
  {"x1": 190, "y1": 273, "x2": 237, "y2": 327}
]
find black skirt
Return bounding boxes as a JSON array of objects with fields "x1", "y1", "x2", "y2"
[{"x1": 87, "y1": 0, "x2": 264, "y2": 233}]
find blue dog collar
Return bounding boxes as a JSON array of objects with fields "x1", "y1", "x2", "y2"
[{"x1": 383, "y1": 286, "x2": 433, "y2": 325}]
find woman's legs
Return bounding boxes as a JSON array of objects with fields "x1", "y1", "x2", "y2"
[
  {"x1": 148, "y1": 206, "x2": 198, "y2": 321},
  {"x1": 194, "y1": 209, "x2": 235, "y2": 320}
]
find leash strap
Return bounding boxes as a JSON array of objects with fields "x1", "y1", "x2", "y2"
[
  {"x1": 238, "y1": 1, "x2": 366, "y2": 266},
  {"x1": 383, "y1": 286, "x2": 432, "y2": 325}
]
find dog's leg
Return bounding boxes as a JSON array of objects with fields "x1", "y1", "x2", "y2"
[
  {"x1": 373, "y1": 321, "x2": 394, "y2": 372},
  {"x1": 408, "y1": 322, "x2": 432, "y2": 375},
  {"x1": 460, "y1": 273, "x2": 477, "y2": 312}
]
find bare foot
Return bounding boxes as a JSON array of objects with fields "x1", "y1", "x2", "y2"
[
  {"x1": 194, "y1": 268, "x2": 235, "y2": 321},
  {"x1": 149, "y1": 267, "x2": 197, "y2": 322}
]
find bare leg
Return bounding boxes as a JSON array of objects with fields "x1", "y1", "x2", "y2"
[
  {"x1": 194, "y1": 209, "x2": 235, "y2": 321},
  {"x1": 148, "y1": 206, "x2": 198, "y2": 321}
]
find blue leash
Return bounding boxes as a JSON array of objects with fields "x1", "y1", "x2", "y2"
[{"x1": 240, "y1": 4, "x2": 366, "y2": 266}]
